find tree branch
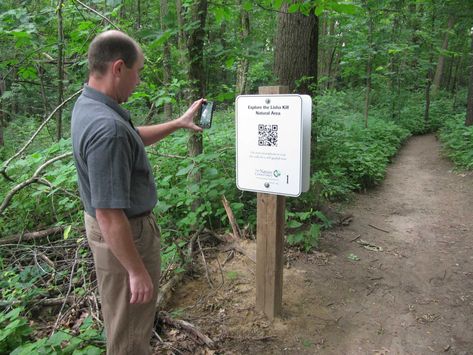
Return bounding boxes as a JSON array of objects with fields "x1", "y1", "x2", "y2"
[
  {"x1": 0, "y1": 152, "x2": 73, "y2": 215},
  {"x1": 0, "y1": 226, "x2": 66, "y2": 245},
  {"x1": 1, "y1": 90, "x2": 82, "y2": 182},
  {"x1": 73, "y1": 0, "x2": 123, "y2": 31}
]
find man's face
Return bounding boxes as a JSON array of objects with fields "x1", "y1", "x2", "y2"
[{"x1": 116, "y1": 52, "x2": 144, "y2": 104}]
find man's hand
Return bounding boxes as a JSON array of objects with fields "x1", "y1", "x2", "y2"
[
  {"x1": 129, "y1": 269, "x2": 154, "y2": 304},
  {"x1": 176, "y1": 98, "x2": 205, "y2": 132},
  {"x1": 137, "y1": 98, "x2": 205, "y2": 146}
]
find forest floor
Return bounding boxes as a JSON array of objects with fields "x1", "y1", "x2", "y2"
[{"x1": 158, "y1": 134, "x2": 473, "y2": 355}]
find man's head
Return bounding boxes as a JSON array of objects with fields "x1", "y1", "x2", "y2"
[{"x1": 87, "y1": 30, "x2": 144, "y2": 103}]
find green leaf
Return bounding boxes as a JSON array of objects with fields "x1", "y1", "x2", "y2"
[
  {"x1": 287, "y1": 220, "x2": 303, "y2": 228},
  {"x1": 288, "y1": 4, "x2": 300, "y2": 13},
  {"x1": 63, "y1": 225, "x2": 72, "y2": 240},
  {"x1": 176, "y1": 163, "x2": 194, "y2": 176},
  {"x1": 314, "y1": 5, "x2": 324, "y2": 16},
  {"x1": 242, "y1": 1, "x2": 252, "y2": 11},
  {"x1": 272, "y1": 0, "x2": 284, "y2": 10},
  {"x1": 330, "y1": 3, "x2": 361, "y2": 15}
]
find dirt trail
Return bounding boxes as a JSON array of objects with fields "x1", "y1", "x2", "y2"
[{"x1": 165, "y1": 134, "x2": 473, "y2": 354}]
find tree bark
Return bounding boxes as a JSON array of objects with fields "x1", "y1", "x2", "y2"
[
  {"x1": 36, "y1": 62, "x2": 50, "y2": 113},
  {"x1": 274, "y1": 1, "x2": 318, "y2": 96},
  {"x1": 160, "y1": 0, "x2": 172, "y2": 120},
  {"x1": 424, "y1": 1, "x2": 436, "y2": 122},
  {"x1": 236, "y1": 0, "x2": 250, "y2": 95},
  {"x1": 136, "y1": 0, "x2": 141, "y2": 29},
  {"x1": 56, "y1": 0, "x2": 65, "y2": 141},
  {"x1": 432, "y1": 16, "x2": 455, "y2": 94},
  {"x1": 186, "y1": 0, "x2": 208, "y2": 194},
  {"x1": 0, "y1": 78, "x2": 4, "y2": 147},
  {"x1": 449, "y1": 56, "x2": 460, "y2": 94},
  {"x1": 364, "y1": 2, "x2": 373, "y2": 128},
  {"x1": 175, "y1": 0, "x2": 187, "y2": 68},
  {"x1": 465, "y1": 33, "x2": 473, "y2": 127}
]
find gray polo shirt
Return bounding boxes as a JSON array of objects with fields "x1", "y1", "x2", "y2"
[{"x1": 71, "y1": 84, "x2": 157, "y2": 218}]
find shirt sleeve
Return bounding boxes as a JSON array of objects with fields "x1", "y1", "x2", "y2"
[{"x1": 85, "y1": 125, "x2": 134, "y2": 210}]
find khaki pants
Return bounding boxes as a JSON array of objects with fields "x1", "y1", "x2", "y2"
[{"x1": 85, "y1": 213, "x2": 161, "y2": 355}]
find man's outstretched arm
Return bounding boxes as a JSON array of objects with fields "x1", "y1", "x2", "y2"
[{"x1": 138, "y1": 98, "x2": 204, "y2": 146}]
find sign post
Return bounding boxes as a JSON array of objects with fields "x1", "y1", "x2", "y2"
[
  {"x1": 255, "y1": 86, "x2": 287, "y2": 320},
  {"x1": 235, "y1": 86, "x2": 312, "y2": 320}
]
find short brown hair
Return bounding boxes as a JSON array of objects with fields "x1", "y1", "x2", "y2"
[{"x1": 88, "y1": 30, "x2": 140, "y2": 75}]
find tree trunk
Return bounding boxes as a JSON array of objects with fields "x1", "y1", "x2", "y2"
[
  {"x1": 326, "y1": 19, "x2": 338, "y2": 90},
  {"x1": 432, "y1": 16, "x2": 455, "y2": 94},
  {"x1": 274, "y1": 1, "x2": 318, "y2": 96},
  {"x1": 56, "y1": 0, "x2": 64, "y2": 141},
  {"x1": 444, "y1": 56, "x2": 453, "y2": 91},
  {"x1": 364, "y1": 3, "x2": 373, "y2": 128},
  {"x1": 36, "y1": 62, "x2": 49, "y2": 113},
  {"x1": 390, "y1": 0, "x2": 401, "y2": 121},
  {"x1": 160, "y1": 0, "x2": 172, "y2": 120},
  {"x1": 0, "y1": 78, "x2": 5, "y2": 146},
  {"x1": 450, "y1": 56, "x2": 461, "y2": 94},
  {"x1": 175, "y1": 0, "x2": 187, "y2": 68},
  {"x1": 424, "y1": 2, "x2": 435, "y2": 123},
  {"x1": 236, "y1": 0, "x2": 250, "y2": 95},
  {"x1": 136, "y1": 0, "x2": 141, "y2": 29},
  {"x1": 186, "y1": 0, "x2": 208, "y2": 186},
  {"x1": 409, "y1": 2, "x2": 421, "y2": 79},
  {"x1": 465, "y1": 33, "x2": 473, "y2": 127}
]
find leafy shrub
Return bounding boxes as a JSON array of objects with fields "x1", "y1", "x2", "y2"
[
  {"x1": 0, "y1": 308, "x2": 32, "y2": 353},
  {"x1": 10, "y1": 316, "x2": 104, "y2": 355},
  {"x1": 439, "y1": 114, "x2": 473, "y2": 170},
  {"x1": 286, "y1": 209, "x2": 332, "y2": 252}
]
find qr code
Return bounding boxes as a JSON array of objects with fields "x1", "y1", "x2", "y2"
[{"x1": 258, "y1": 124, "x2": 278, "y2": 146}]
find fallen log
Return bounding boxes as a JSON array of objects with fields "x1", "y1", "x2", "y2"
[
  {"x1": 0, "y1": 226, "x2": 66, "y2": 245},
  {"x1": 159, "y1": 311, "x2": 215, "y2": 349}
]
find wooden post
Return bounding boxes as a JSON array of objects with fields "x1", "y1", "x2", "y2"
[{"x1": 256, "y1": 85, "x2": 288, "y2": 319}]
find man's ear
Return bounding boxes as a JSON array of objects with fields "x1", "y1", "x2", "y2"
[{"x1": 111, "y1": 59, "x2": 125, "y2": 77}]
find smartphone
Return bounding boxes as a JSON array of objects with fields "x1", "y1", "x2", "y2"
[{"x1": 198, "y1": 101, "x2": 215, "y2": 129}]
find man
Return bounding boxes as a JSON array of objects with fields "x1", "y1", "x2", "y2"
[{"x1": 71, "y1": 30, "x2": 204, "y2": 354}]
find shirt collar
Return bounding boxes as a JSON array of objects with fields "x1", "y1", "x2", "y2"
[{"x1": 82, "y1": 84, "x2": 132, "y2": 122}]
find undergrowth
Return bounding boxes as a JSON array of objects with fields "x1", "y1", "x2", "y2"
[{"x1": 0, "y1": 88, "x2": 468, "y2": 352}]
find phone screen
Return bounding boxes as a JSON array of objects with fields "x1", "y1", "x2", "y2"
[{"x1": 198, "y1": 101, "x2": 214, "y2": 129}]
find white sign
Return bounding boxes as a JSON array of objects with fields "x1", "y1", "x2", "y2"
[{"x1": 235, "y1": 94, "x2": 312, "y2": 197}]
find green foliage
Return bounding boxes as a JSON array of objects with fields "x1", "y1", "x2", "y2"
[
  {"x1": 0, "y1": 0, "x2": 471, "y2": 349},
  {"x1": 286, "y1": 209, "x2": 331, "y2": 252},
  {"x1": 10, "y1": 316, "x2": 104, "y2": 354},
  {"x1": 0, "y1": 307, "x2": 32, "y2": 353},
  {"x1": 0, "y1": 138, "x2": 80, "y2": 236},
  {"x1": 439, "y1": 114, "x2": 473, "y2": 170},
  {"x1": 1, "y1": 265, "x2": 50, "y2": 305},
  {"x1": 315, "y1": 90, "x2": 411, "y2": 194}
]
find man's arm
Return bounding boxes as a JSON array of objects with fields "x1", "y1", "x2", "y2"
[
  {"x1": 95, "y1": 208, "x2": 153, "y2": 304},
  {"x1": 138, "y1": 98, "x2": 204, "y2": 146}
]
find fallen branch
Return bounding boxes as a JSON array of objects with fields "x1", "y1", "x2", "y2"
[
  {"x1": 221, "y1": 243, "x2": 256, "y2": 263},
  {"x1": 0, "y1": 296, "x2": 77, "y2": 308},
  {"x1": 159, "y1": 311, "x2": 215, "y2": 349},
  {"x1": 197, "y1": 235, "x2": 214, "y2": 288},
  {"x1": 221, "y1": 195, "x2": 242, "y2": 240},
  {"x1": 0, "y1": 226, "x2": 66, "y2": 245},
  {"x1": 368, "y1": 224, "x2": 390, "y2": 233},
  {"x1": 1, "y1": 90, "x2": 82, "y2": 181},
  {"x1": 0, "y1": 152, "x2": 73, "y2": 215}
]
